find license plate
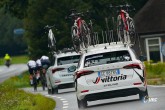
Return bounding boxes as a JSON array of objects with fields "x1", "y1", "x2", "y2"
[{"x1": 99, "y1": 69, "x2": 120, "y2": 77}]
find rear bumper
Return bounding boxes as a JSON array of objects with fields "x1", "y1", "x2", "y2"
[
  {"x1": 84, "y1": 88, "x2": 141, "y2": 101},
  {"x1": 58, "y1": 82, "x2": 74, "y2": 89}
]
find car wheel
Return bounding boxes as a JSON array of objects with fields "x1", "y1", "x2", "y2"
[
  {"x1": 53, "y1": 87, "x2": 58, "y2": 94},
  {"x1": 77, "y1": 98, "x2": 87, "y2": 109},
  {"x1": 48, "y1": 88, "x2": 52, "y2": 94},
  {"x1": 75, "y1": 82, "x2": 77, "y2": 91},
  {"x1": 139, "y1": 88, "x2": 149, "y2": 101}
]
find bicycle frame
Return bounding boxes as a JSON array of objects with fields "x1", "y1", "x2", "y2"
[
  {"x1": 48, "y1": 29, "x2": 56, "y2": 47},
  {"x1": 45, "y1": 25, "x2": 56, "y2": 51},
  {"x1": 74, "y1": 17, "x2": 83, "y2": 37},
  {"x1": 120, "y1": 10, "x2": 129, "y2": 31},
  {"x1": 117, "y1": 8, "x2": 135, "y2": 45}
]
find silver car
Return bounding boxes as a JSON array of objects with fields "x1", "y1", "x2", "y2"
[{"x1": 46, "y1": 51, "x2": 80, "y2": 94}]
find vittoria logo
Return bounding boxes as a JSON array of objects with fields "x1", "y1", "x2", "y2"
[{"x1": 93, "y1": 71, "x2": 127, "y2": 84}]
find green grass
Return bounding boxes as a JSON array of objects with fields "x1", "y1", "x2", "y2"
[
  {"x1": 0, "y1": 55, "x2": 29, "y2": 65},
  {"x1": 3, "y1": 71, "x2": 31, "y2": 88},
  {"x1": 0, "y1": 84, "x2": 55, "y2": 110},
  {"x1": 0, "y1": 71, "x2": 56, "y2": 110},
  {"x1": 145, "y1": 61, "x2": 165, "y2": 85}
]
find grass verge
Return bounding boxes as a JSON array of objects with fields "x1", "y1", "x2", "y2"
[
  {"x1": 0, "y1": 55, "x2": 29, "y2": 65},
  {"x1": 0, "y1": 71, "x2": 56, "y2": 110},
  {"x1": 145, "y1": 61, "x2": 165, "y2": 85}
]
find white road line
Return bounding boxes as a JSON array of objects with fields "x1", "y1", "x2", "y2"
[
  {"x1": 63, "y1": 106, "x2": 68, "y2": 109},
  {"x1": 63, "y1": 103, "x2": 69, "y2": 106},
  {"x1": 44, "y1": 94, "x2": 69, "y2": 110},
  {"x1": 63, "y1": 100, "x2": 68, "y2": 103}
]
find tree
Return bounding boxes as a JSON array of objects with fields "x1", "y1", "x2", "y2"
[
  {"x1": 0, "y1": 0, "x2": 148, "y2": 59},
  {"x1": 0, "y1": 8, "x2": 27, "y2": 57},
  {"x1": 0, "y1": 0, "x2": 28, "y2": 19}
]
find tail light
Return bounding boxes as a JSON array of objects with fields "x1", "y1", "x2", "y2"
[
  {"x1": 81, "y1": 90, "x2": 89, "y2": 93},
  {"x1": 133, "y1": 82, "x2": 142, "y2": 85},
  {"x1": 55, "y1": 80, "x2": 61, "y2": 83},
  {"x1": 76, "y1": 70, "x2": 94, "y2": 79},
  {"x1": 123, "y1": 63, "x2": 142, "y2": 69},
  {"x1": 52, "y1": 68, "x2": 65, "y2": 74}
]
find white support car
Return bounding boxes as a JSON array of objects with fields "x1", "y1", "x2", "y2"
[
  {"x1": 46, "y1": 51, "x2": 80, "y2": 94},
  {"x1": 75, "y1": 43, "x2": 148, "y2": 108}
]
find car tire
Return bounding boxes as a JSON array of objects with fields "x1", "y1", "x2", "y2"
[
  {"x1": 77, "y1": 98, "x2": 87, "y2": 109},
  {"x1": 75, "y1": 82, "x2": 77, "y2": 91},
  {"x1": 139, "y1": 88, "x2": 148, "y2": 101},
  {"x1": 48, "y1": 88, "x2": 52, "y2": 94},
  {"x1": 53, "y1": 87, "x2": 58, "y2": 94}
]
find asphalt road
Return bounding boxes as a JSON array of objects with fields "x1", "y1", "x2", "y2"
[
  {"x1": 0, "y1": 64, "x2": 28, "y2": 83},
  {"x1": 1, "y1": 65, "x2": 165, "y2": 110},
  {"x1": 23, "y1": 85, "x2": 165, "y2": 110}
]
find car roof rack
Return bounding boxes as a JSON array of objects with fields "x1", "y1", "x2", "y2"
[
  {"x1": 79, "y1": 30, "x2": 134, "y2": 53},
  {"x1": 55, "y1": 47, "x2": 75, "y2": 55}
]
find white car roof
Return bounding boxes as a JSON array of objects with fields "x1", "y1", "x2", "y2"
[
  {"x1": 82, "y1": 42, "x2": 132, "y2": 56},
  {"x1": 55, "y1": 52, "x2": 80, "y2": 58}
]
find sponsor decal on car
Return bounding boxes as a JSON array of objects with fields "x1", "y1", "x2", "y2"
[
  {"x1": 62, "y1": 74, "x2": 73, "y2": 77},
  {"x1": 93, "y1": 70, "x2": 127, "y2": 84}
]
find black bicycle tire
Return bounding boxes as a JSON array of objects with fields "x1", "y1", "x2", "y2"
[
  {"x1": 40, "y1": 73, "x2": 46, "y2": 90},
  {"x1": 71, "y1": 26, "x2": 80, "y2": 52},
  {"x1": 128, "y1": 18, "x2": 136, "y2": 45},
  {"x1": 80, "y1": 20, "x2": 89, "y2": 48},
  {"x1": 88, "y1": 20, "x2": 95, "y2": 46},
  {"x1": 33, "y1": 75, "x2": 37, "y2": 91},
  {"x1": 48, "y1": 30, "x2": 56, "y2": 51}
]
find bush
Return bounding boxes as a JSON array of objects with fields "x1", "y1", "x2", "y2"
[{"x1": 144, "y1": 61, "x2": 165, "y2": 75}]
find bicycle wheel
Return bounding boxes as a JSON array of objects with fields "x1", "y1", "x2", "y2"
[
  {"x1": 117, "y1": 15, "x2": 125, "y2": 43},
  {"x1": 33, "y1": 76, "x2": 37, "y2": 91},
  {"x1": 71, "y1": 26, "x2": 80, "y2": 52},
  {"x1": 80, "y1": 20, "x2": 90, "y2": 48},
  {"x1": 128, "y1": 18, "x2": 136, "y2": 45},
  {"x1": 40, "y1": 74, "x2": 46, "y2": 90},
  {"x1": 48, "y1": 29, "x2": 56, "y2": 51},
  {"x1": 88, "y1": 20, "x2": 95, "y2": 46}
]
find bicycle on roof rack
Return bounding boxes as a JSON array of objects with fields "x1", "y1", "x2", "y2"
[
  {"x1": 44, "y1": 24, "x2": 56, "y2": 51},
  {"x1": 66, "y1": 9, "x2": 90, "y2": 52},
  {"x1": 110, "y1": 3, "x2": 136, "y2": 45}
]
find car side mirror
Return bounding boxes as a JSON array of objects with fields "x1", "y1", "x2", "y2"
[{"x1": 139, "y1": 55, "x2": 147, "y2": 61}]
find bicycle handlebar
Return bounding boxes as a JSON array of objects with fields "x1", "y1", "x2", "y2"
[
  {"x1": 66, "y1": 9, "x2": 91, "y2": 20},
  {"x1": 109, "y1": 3, "x2": 135, "y2": 12}
]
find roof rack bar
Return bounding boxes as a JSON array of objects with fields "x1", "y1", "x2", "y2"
[
  {"x1": 102, "y1": 30, "x2": 104, "y2": 44},
  {"x1": 96, "y1": 32, "x2": 99, "y2": 44}
]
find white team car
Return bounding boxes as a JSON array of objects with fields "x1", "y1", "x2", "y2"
[
  {"x1": 75, "y1": 43, "x2": 148, "y2": 108},
  {"x1": 46, "y1": 50, "x2": 80, "y2": 94}
]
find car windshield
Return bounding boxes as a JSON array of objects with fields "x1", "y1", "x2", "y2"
[
  {"x1": 84, "y1": 50, "x2": 131, "y2": 67},
  {"x1": 57, "y1": 55, "x2": 80, "y2": 65}
]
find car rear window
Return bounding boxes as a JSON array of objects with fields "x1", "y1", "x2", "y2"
[
  {"x1": 57, "y1": 55, "x2": 80, "y2": 65},
  {"x1": 84, "y1": 50, "x2": 131, "y2": 67}
]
